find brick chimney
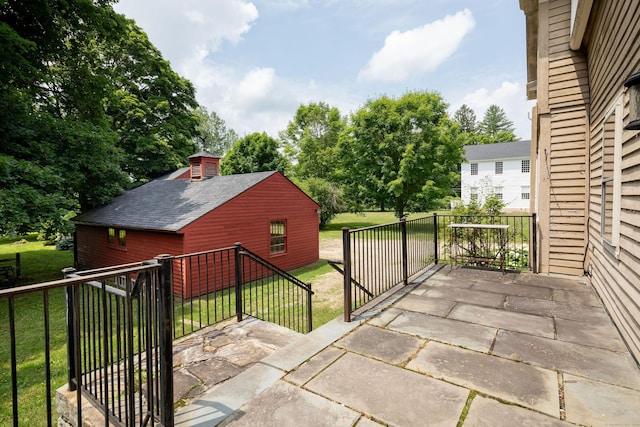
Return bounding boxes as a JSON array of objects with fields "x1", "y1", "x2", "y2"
[{"x1": 188, "y1": 151, "x2": 220, "y2": 181}]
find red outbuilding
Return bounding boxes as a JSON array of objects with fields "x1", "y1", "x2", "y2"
[{"x1": 73, "y1": 152, "x2": 321, "y2": 295}]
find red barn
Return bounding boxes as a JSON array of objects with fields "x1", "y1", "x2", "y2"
[{"x1": 73, "y1": 152, "x2": 321, "y2": 289}]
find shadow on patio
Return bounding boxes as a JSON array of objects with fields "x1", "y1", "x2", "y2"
[{"x1": 175, "y1": 265, "x2": 640, "y2": 426}]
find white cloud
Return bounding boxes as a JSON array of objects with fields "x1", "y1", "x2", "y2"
[
  {"x1": 113, "y1": 0, "x2": 258, "y2": 67},
  {"x1": 451, "y1": 81, "x2": 536, "y2": 140},
  {"x1": 358, "y1": 8, "x2": 475, "y2": 82}
]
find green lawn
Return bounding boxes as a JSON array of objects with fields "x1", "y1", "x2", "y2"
[
  {"x1": 0, "y1": 235, "x2": 73, "y2": 426},
  {"x1": 321, "y1": 211, "x2": 432, "y2": 239},
  {"x1": 0, "y1": 212, "x2": 434, "y2": 424}
]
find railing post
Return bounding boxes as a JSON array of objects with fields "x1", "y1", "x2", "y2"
[
  {"x1": 433, "y1": 213, "x2": 439, "y2": 264},
  {"x1": 155, "y1": 255, "x2": 174, "y2": 427},
  {"x1": 531, "y1": 213, "x2": 537, "y2": 273},
  {"x1": 306, "y1": 282, "x2": 313, "y2": 333},
  {"x1": 62, "y1": 267, "x2": 77, "y2": 391},
  {"x1": 400, "y1": 216, "x2": 408, "y2": 286},
  {"x1": 15, "y1": 253, "x2": 20, "y2": 279},
  {"x1": 342, "y1": 228, "x2": 352, "y2": 322},
  {"x1": 234, "y1": 243, "x2": 243, "y2": 322}
]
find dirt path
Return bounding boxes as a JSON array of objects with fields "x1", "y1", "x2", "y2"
[{"x1": 312, "y1": 239, "x2": 344, "y2": 311}]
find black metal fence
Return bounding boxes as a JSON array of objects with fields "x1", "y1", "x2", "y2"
[
  {"x1": 173, "y1": 244, "x2": 313, "y2": 337},
  {"x1": 334, "y1": 216, "x2": 437, "y2": 321},
  {"x1": 338, "y1": 213, "x2": 535, "y2": 320},
  {"x1": 0, "y1": 244, "x2": 313, "y2": 426}
]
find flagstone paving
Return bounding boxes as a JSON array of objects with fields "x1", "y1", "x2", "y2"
[{"x1": 175, "y1": 265, "x2": 640, "y2": 426}]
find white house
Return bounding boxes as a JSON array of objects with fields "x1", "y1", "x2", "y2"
[{"x1": 460, "y1": 140, "x2": 531, "y2": 211}]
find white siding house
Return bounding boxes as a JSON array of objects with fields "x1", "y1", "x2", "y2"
[{"x1": 461, "y1": 140, "x2": 531, "y2": 211}]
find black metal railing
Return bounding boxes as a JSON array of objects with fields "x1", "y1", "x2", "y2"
[
  {"x1": 337, "y1": 213, "x2": 535, "y2": 321},
  {"x1": 334, "y1": 216, "x2": 437, "y2": 321},
  {"x1": 0, "y1": 258, "x2": 173, "y2": 427},
  {"x1": 63, "y1": 257, "x2": 173, "y2": 427},
  {"x1": 1, "y1": 244, "x2": 313, "y2": 426},
  {"x1": 173, "y1": 244, "x2": 313, "y2": 337}
]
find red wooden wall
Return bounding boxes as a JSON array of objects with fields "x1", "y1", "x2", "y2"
[
  {"x1": 75, "y1": 225, "x2": 184, "y2": 270},
  {"x1": 181, "y1": 173, "x2": 320, "y2": 271},
  {"x1": 75, "y1": 173, "x2": 320, "y2": 297}
]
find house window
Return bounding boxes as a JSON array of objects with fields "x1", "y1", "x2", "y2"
[
  {"x1": 600, "y1": 97, "x2": 622, "y2": 250},
  {"x1": 521, "y1": 159, "x2": 530, "y2": 173},
  {"x1": 270, "y1": 220, "x2": 286, "y2": 255},
  {"x1": 108, "y1": 227, "x2": 127, "y2": 248},
  {"x1": 470, "y1": 187, "x2": 478, "y2": 201},
  {"x1": 495, "y1": 161, "x2": 503, "y2": 174},
  {"x1": 470, "y1": 163, "x2": 478, "y2": 175},
  {"x1": 494, "y1": 186, "x2": 503, "y2": 200},
  {"x1": 521, "y1": 186, "x2": 530, "y2": 200}
]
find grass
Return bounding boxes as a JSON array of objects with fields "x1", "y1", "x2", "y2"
[
  {"x1": 0, "y1": 235, "x2": 73, "y2": 426},
  {"x1": 0, "y1": 211, "x2": 434, "y2": 424},
  {"x1": 320, "y1": 211, "x2": 432, "y2": 239}
]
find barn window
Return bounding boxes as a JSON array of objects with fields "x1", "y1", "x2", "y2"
[
  {"x1": 521, "y1": 186, "x2": 530, "y2": 200},
  {"x1": 108, "y1": 227, "x2": 127, "y2": 248},
  {"x1": 270, "y1": 220, "x2": 286, "y2": 255},
  {"x1": 470, "y1": 163, "x2": 478, "y2": 175},
  {"x1": 521, "y1": 159, "x2": 530, "y2": 173},
  {"x1": 600, "y1": 97, "x2": 622, "y2": 252},
  {"x1": 495, "y1": 161, "x2": 503, "y2": 174}
]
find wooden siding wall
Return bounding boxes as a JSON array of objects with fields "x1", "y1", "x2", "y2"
[
  {"x1": 537, "y1": 0, "x2": 590, "y2": 275},
  {"x1": 182, "y1": 173, "x2": 320, "y2": 272},
  {"x1": 75, "y1": 225, "x2": 184, "y2": 270},
  {"x1": 583, "y1": 0, "x2": 640, "y2": 363}
]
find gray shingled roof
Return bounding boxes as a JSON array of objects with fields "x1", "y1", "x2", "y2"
[
  {"x1": 464, "y1": 140, "x2": 531, "y2": 162},
  {"x1": 73, "y1": 171, "x2": 277, "y2": 232}
]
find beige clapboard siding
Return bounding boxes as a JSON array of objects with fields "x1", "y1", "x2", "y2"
[
  {"x1": 583, "y1": 0, "x2": 640, "y2": 364},
  {"x1": 544, "y1": 0, "x2": 589, "y2": 276}
]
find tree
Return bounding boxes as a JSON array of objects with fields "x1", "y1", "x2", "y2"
[
  {"x1": 0, "y1": 1, "x2": 201, "y2": 236},
  {"x1": 296, "y1": 178, "x2": 346, "y2": 228},
  {"x1": 221, "y1": 132, "x2": 288, "y2": 175},
  {"x1": 338, "y1": 91, "x2": 464, "y2": 217},
  {"x1": 477, "y1": 105, "x2": 516, "y2": 144},
  {"x1": 453, "y1": 104, "x2": 477, "y2": 134},
  {"x1": 192, "y1": 106, "x2": 238, "y2": 156},
  {"x1": 280, "y1": 102, "x2": 345, "y2": 180},
  {"x1": 103, "y1": 17, "x2": 199, "y2": 183}
]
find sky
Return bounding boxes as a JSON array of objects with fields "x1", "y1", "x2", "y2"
[{"x1": 113, "y1": 0, "x2": 535, "y2": 140}]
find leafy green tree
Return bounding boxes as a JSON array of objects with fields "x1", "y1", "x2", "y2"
[
  {"x1": 0, "y1": 1, "x2": 201, "y2": 236},
  {"x1": 192, "y1": 106, "x2": 238, "y2": 156},
  {"x1": 103, "y1": 18, "x2": 199, "y2": 182},
  {"x1": 338, "y1": 91, "x2": 464, "y2": 217},
  {"x1": 221, "y1": 132, "x2": 288, "y2": 175},
  {"x1": 280, "y1": 102, "x2": 345, "y2": 180},
  {"x1": 296, "y1": 178, "x2": 346, "y2": 228},
  {"x1": 477, "y1": 105, "x2": 516, "y2": 144}
]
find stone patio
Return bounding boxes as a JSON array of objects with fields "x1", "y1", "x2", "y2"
[{"x1": 174, "y1": 265, "x2": 640, "y2": 426}]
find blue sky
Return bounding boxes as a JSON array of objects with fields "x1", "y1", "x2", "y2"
[{"x1": 113, "y1": 0, "x2": 534, "y2": 140}]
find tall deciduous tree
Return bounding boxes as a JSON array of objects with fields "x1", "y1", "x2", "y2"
[
  {"x1": 0, "y1": 0, "x2": 200, "y2": 236},
  {"x1": 192, "y1": 106, "x2": 239, "y2": 156},
  {"x1": 221, "y1": 132, "x2": 288, "y2": 175},
  {"x1": 339, "y1": 91, "x2": 464, "y2": 217},
  {"x1": 280, "y1": 102, "x2": 345, "y2": 180},
  {"x1": 477, "y1": 104, "x2": 516, "y2": 144}
]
